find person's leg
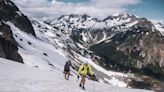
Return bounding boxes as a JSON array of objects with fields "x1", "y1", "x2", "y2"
[
  {"x1": 82, "y1": 76, "x2": 85, "y2": 88},
  {"x1": 64, "y1": 71, "x2": 67, "y2": 79},
  {"x1": 65, "y1": 70, "x2": 68, "y2": 80},
  {"x1": 64, "y1": 70, "x2": 67, "y2": 79},
  {"x1": 80, "y1": 75, "x2": 85, "y2": 89},
  {"x1": 79, "y1": 75, "x2": 83, "y2": 87},
  {"x1": 67, "y1": 71, "x2": 70, "y2": 80}
]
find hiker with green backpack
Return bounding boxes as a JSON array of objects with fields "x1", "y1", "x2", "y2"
[{"x1": 77, "y1": 62, "x2": 93, "y2": 89}]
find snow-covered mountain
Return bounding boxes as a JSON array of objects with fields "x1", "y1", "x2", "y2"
[
  {"x1": 0, "y1": 0, "x2": 164, "y2": 91},
  {"x1": 151, "y1": 19, "x2": 164, "y2": 35},
  {"x1": 45, "y1": 13, "x2": 140, "y2": 46},
  {"x1": 29, "y1": 17, "x2": 131, "y2": 88},
  {"x1": 45, "y1": 13, "x2": 164, "y2": 90},
  {"x1": 45, "y1": 13, "x2": 164, "y2": 75},
  {"x1": 0, "y1": 0, "x2": 138, "y2": 91}
]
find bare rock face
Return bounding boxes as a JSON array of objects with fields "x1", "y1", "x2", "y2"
[
  {"x1": 0, "y1": 21, "x2": 23, "y2": 63},
  {"x1": 0, "y1": 0, "x2": 36, "y2": 63},
  {"x1": 0, "y1": 0, "x2": 36, "y2": 36},
  {"x1": 90, "y1": 19, "x2": 164, "y2": 79}
]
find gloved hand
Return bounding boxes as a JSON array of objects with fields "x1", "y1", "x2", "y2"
[{"x1": 91, "y1": 74, "x2": 95, "y2": 80}]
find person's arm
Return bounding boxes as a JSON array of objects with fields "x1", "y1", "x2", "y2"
[
  {"x1": 70, "y1": 62, "x2": 75, "y2": 69},
  {"x1": 88, "y1": 65, "x2": 93, "y2": 76},
  {"x1": 77, "y1": 64, "x2": 83, "y2": 76}
]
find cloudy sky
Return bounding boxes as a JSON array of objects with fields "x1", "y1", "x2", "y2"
[{"x1": 12, "y1": 0, "x2": 164, "y2": 20}]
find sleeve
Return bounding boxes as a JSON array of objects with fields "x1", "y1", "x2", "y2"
[
  {"x1": 88, "y1": 65, "x2": 93, "y2": 75},
  {"x1": 77, "y1": 64, "x2": 83, "y2": 75}
]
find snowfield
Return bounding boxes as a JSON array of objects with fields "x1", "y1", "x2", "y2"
[
  {"x1": 1, "y1": 18, "x2": 158, "y2": 92},
  {"x1": 6, "y1": 21, "x2": 68, "y2": 70},
  {"x1": 5, "y1": 20, "x2": 131, "y2": 88},
  {"x1": 0, "y1": 58, "x2": 153, "y2": 92}
]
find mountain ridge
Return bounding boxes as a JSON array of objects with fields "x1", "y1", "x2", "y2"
[
  {"x1": 45, "y1": 13, "x2": 164, "y2": 90},
  {"x1": 0, "y1": 0, "x2": 164, "y2": 91}
]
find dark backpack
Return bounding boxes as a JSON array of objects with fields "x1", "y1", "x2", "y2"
[{"x1": 64, "y1": 61, "x2": 71, "y2": 70}]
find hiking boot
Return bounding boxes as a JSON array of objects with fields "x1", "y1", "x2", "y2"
[{"x1": 82, "y1": 86, "x2": 85, "y2": 90}]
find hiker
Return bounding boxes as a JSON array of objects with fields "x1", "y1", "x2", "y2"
[
  {"x1": 64, "y1": 60, "x2": 72, "y2": 80},
  {"x1": 77, "y1": 63, "x2": 93, "y2": 89}
]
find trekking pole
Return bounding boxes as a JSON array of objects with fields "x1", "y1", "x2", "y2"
[
  {"x1": 70, "y1": 69, "x2": 78, "y2": 81},
  {"x1": 76, "y1": 77, "x2": 79, "y2": 81},
  {"x1": 92, "y1": 79, "x2": 96, "y2": 92},
  {"x1": 76, "y1": 75, "x2": 79, "y2": 81},
  {"x1": 92, "y1": 75, "x2": 95, "y2": 92}
]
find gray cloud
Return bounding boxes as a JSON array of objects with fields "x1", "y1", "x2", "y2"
[{"x1": 12, "y1": 0, "x2": 142, "y2": 20}]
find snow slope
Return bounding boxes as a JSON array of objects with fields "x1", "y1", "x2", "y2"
[
  {"x1": 5, "y1": 20, "x2": 131, "y2": 88},
  {"x1": 6, "y1": 22, "x2": 68, "y2": 70},
  {"x1": 0, "y1": 58, "x2": 153, "y2": 92}
]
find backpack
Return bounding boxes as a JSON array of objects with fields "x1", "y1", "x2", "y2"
[
  {"x1": 64, "y1": 61, "x2": 71, "y2": 70},
  {"x1": 81, "y1": 64, "x2": 89, "y2": 72}
]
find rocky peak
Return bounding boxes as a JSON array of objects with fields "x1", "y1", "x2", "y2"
[
  {"x1": 46, "y1": 13, "x2": 164, "y2": 48},
  {"x1": 133, "y1": 18, "x2": 155, "y2": 31},
  {"x1": 103, "y1": 13, "x2": 137, "y2": 21},
  {"x1": 58, "y1": 14, "x2": 91, "y2": 20},
  {"x1": 0, "y1": 0, "x2": 36, "y2": 36},
  {"x1": 0, "y1": 21, "x2": 23, "y2": 63},
  {"x1": 0, "y1": 0, "x2": 37, "y2": 63},
  {"x1": 90, "y1": 16, "x2": 164, "y2": 81}
]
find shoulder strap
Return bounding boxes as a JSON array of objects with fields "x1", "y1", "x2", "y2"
[
  {"x1": 87, "y1": 65, "x2": 89, "y2": 71},
  {"x1": 81, "y1": 65, "x2": 84, "y2": 71}
]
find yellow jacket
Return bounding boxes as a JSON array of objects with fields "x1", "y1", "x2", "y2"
[{"x1": 78, "y1": 64, "x2": 92, "y2": 76}]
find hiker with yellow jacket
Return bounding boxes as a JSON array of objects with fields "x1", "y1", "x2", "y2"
[{"x1": 77, "y1": 63, "x2": 93, "y2": 90}]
